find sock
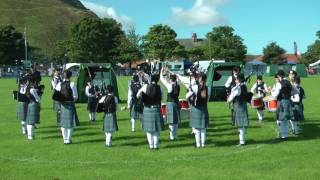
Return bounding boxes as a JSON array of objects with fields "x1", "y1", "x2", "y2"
[
  {"x1": 257, "y1": 110, "x2": 264, "y2": 121},
  {"x1": 238, "y1": 128, "x2": 245, "y2": 144},
  {"x1": 194, "y1": 129, "x2": 201, "y2": 148},
  {"x1": 279, "y1": 121, "x2": 289, "y2": 138},
  {"x1": 146, "y1": 133, "x2": 153, "y2": 148},
  {"x1": 89, "y1": 113, "x2": 92, "y2": 121},
  {"x1": 200, "y1": 129, "x2": 206, "y2": 147},
  {"x1": 173, "y1": 124, "x2": 178, "y2": 139},
  {"x1": 21, "y1": 121, "x2": 26, "y2": 134},
  {"x1": 169, "y1": 125, "x2": 174, "y2": 140},
  {"x1": 93, "y1": 112, "x2": 96, "y2": 120},
  {"x1": 131, "y1": 118, "x2": 135, "y2": 131},
  {"x1": 153, "y1": 132, "x2": 159, "y2": 148},
  {"x1": 105, "y1": 132, "x2": 112, "y2": 146},
  {"x1": 61, "y1": 127, "x2": 66, "y2": 142},
  {"x1": 26, "y1": 125, "x2": 34, "y2": 139},
  {"x1": 66, "y1": 128, "x2": 73, "y2": 143}
]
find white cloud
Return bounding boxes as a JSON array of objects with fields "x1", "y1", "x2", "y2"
[
  {"x1": 171, "y1": 0, "x2": 228, "y2": 26},
  {"x1": 80, "y1": 1, "x2": 134, "y2": 29}
]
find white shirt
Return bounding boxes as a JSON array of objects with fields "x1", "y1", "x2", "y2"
[
  {"x1": 85, "y1": 85, "x2": 95, "y2": 97},
  {"x1": 227, "y1": 84, "x2": 241, "y2": 103},
  {"x1": 176, "y1": 74, "x2": 198, "y2": 99},
  {"x1": 51, "y1": 76, "x2": 60, "y2": 89},
  {"x1": 160, "y1": 70, "x2": 179, "y2": 93},
  {"x1": 271, "y1": 82, "x2": 282, "y2": 98},
  {"x1": 30, "y1": 88, "x2": 41, "y2": 103},
  {"x1": 19, "y1": 84, "x2": 27, "y2": 94},
  {"x1": 291, "y1": 86, "x2": 300, "y2": 102},
  {"x1": 250, "y1": 82, "x2": 268, "y2": 94},
  {"x1": 55, "y1": 80, "x2": 78, "y2": 101}
]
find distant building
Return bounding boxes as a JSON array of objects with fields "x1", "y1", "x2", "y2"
[
  {"x1": 256, "y1": 54, "x2": 301, "y2": 64},
  {"x1": 176, "y1": 33, "x2": 207, "y2": 50}
]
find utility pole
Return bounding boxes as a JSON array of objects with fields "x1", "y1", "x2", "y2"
[{"x1": 24, "y1": 26, "x2": 28, "y2": 61}]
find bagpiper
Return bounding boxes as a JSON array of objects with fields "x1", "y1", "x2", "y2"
[
  {"x1": 55, "y1": 70, "x2": 79, "y2": 144},
  {"x1": 137, "y1": 74, "x2": 164, "y2": 149},
  {"x1": 227, "y1": 74, "x2": 249, "y2": 146},
  {"x1": 290, "y1": 76, "x2": 305, "y2": 135},
  {"x1": 270, "y1": 70, "x2": 299, "y2": 140},
  {"x1": 51, "y1": 69, "x2": 62, "y2": 126},
  {"x1": 160, "y1": 68, "x2": 180, "y2": 140},
  {"x1": 25, "y1": 78, "x2": 41, "y2": 140},
  {"x1": 127, "y1": 74, "x2": 143, "y2": 132},
  {"x1": 85, "y1": 79, "x2": 98, "y2": 122},
  {"x1": 100, "y1": 85, "x2": 119, "y2": 147},
  {"x1": 178, "y1": 73, "x2": 209, "y2": 148}
]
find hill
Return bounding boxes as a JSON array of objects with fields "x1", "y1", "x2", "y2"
[{"x1": 0, "y1": 0, "x2": 96, "y2": 59}]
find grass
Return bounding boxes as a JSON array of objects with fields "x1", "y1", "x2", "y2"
[{"x1": 0, "y1": 76, "x2": 320, "y2": 179}]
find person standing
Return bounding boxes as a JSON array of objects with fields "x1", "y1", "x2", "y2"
[
  {"x1": 290, "y1": 77, "x2": 305, "y2": 135},
  {"x1": 25, "y1": 80, "x2": 41, "y2": 140},
  {"x1": 51, "y1": 69, "x2": 62, "y2": 126},
  {"x1": 227, "y1": 74, "x2": 249, "y2": 146},
  {"x1": 250, "y1": 75, "x2": 268, "y2": 122},
  {"x1": 178, "y1": 73, "x2": 209, "y2": 148},
  {"x1": 100, "y1": 85, "x2": 118, "y2": 147},
  {"x1": 55, "y1": 70, "x2": 78, "y2": 144},
  {"x1": 85, "y1": 79, "x2": 98, "y2": 122},
  {"x1": 270, "y1": 70, "x2": 298, "y2": 140},
  {"x1": 160, "y1": 68, "x2": 180, "y2": 140},
  {"x1": 127, "y1": 74, "x2": 143, "y2": 132},
  {"x1": 137, "y1": 74, "x2": 163, "y2": 149},
  {"x1": 17, "y1": 78, "x2": 29, "y2": 135}
]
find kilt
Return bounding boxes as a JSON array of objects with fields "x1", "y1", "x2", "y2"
[
  {"x1": 189, "y1": 106, "x2": 209, "y2": 129},
  {"x1": 26, "y1": 102, "x2": 40, "y2": 125},
  {"x1": 232, "y1": 102, "x2": 248, "y2": 128},
  {"x1": 53, "y1": 101, "x2": 61, "y2": 111},
  {"x1": 130, "y1": 103, "x2": 142, "y2": 120},
  {"x1": 17, "y1": 102, "x2": 28, "y2": 122},
  {"x1": 142, "y1": 106, "x2": 164, "y2": 133},
  {"x1": 166, "y1": 102, "x2": 180, "y2": 124},
  {"x1": 103, "y1": 113, "x2": 118, "y2": 132},
  {"x1": 278, "y1": 99, "x2": 293, "y2": 122},
  {"x1": 87, "y1": 97, "x2": 98, "y2": 112},
  {"x1": 60, "y1": 101, "x2": 77, "y2": 129},
  {"x1": 292, "y1": 103, "x2": 304, "y2": 122}
]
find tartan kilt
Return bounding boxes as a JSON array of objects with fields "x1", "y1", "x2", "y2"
[
  {"x1": 232, "y1": 102, "x2": 248, "y2": 128},
  {"x1": 103, "y1": 113, "x2": 118, "y2": 132},
  {"x1": 60, "y1": 101, "x2": 77, "y2": 129},
  {"x1": 130, "y1": 103, "x2": 142, "y2": 120},
  {"x1": 17, "y1": 102, "x2": 28, "y2": 122},
  {"x1": 166, "y1": 102, "x2": 180, "y2": 124},
  {"x1": 26, "y1": 102, "x2": 40, "y2": 125},
  {"x1": 87, "y1": 97, "x2": 98, "y2": 112},
  {"x1": 189, "y1": 106, "x2": 209, "y2": 129},
  {"x1": 142, "y1": 106, "x2": 164, "y2": 133},
  {"x1": 278, "y1": 99, "x2": 293, "y2": 122},
  {"x1": 292, "y1": 103, "x2": 304, "y2": 122},
  {"x1": 53, "y1": 101, "x2": 61, "y2": 111}
]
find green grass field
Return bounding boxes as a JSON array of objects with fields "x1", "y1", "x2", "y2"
[{"x1": 0, "y1": 76, "x2": 320, "y2": 179}]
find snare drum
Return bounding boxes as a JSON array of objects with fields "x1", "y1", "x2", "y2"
[
  {"x1": 179, "y1": 99, "x2": 189, "y2": 109},
  {"x1": 251, "y1": 96, "x2": 263, "y2": 108},
  {"x1": 161, "y1": 103, "x2": 166, "y2": 118}
]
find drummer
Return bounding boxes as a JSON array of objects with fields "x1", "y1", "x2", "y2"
[{"x1": 250, "y1": 75, "x2": 268, "y2": 122}]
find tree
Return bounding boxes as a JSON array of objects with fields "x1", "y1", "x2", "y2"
[
  {"x1": 262, "y1": 42, "x2": 286, "y2": 64},
  {"x1": 0, "y1": 25, "x2": 25, "y2": 65},
  {"x1": 188, "y1": 46, "x2": 205, "y2": 61},
  {"x1": 118, "y1": 27, "x2": 143, "y2": 64},
  {"x1": 66, "y1": 17, "x2": 125, "y2": 63},
  {"x1": 205, "y1": 26, "x2": 247, "y2": 61},
  {"x1": 172, "y1": 44, "x2": 188, "y2": 60},
  {"x1": 301, "y1": 31, "x2": 320, "y2": 65},
  {"x1": 142, "y1": 24, "x2": 182, "y2": 61}
]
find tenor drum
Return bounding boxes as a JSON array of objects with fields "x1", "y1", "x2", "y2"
[
  {"x1": 179, "y1": 99, "x2": 189, "y2": 109},
  {"x1": 251, "y1": 96, "x2": 263, "y2": 108},
  {"x1": 161, "y1": 103, "x2": 166, "y2": 118}
]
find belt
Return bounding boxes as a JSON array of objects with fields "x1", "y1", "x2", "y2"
[{"x1": 145, "y1": 105, "x2": 160, "y2": 108}]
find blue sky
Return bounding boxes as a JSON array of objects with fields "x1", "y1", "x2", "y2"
[{"x1": 80, "y1": 0, "x2": 320, "y2": 55}]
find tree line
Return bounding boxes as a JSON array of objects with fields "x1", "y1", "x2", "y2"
[{"x1": 0, "y1": 16, "x2": 319, "y2": 65}]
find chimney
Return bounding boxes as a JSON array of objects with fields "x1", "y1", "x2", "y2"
[{"x1": 192, "y1": 33, "x2": 197, "y2": 43}]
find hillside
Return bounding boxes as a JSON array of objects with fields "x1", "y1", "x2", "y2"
[{"x1": 0, "y1": 0, "x2": 96, "y2": 59}]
